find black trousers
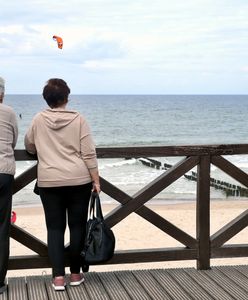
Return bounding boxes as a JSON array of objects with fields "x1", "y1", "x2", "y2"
[
  {"x1": 0, "y1": 174, "x2": 13, "y2": 286},
  {"x1": 39, "y1": 183, "x2": 91, "y2": 277}
]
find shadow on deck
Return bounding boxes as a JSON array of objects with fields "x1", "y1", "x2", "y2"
[{"x1": 2, "y1": 265, "x2": 248, "y2": 300}]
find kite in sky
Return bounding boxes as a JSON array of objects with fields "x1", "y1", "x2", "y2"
[{"x1": 53, "y1": 35, "x2": 63, "y2": 49}]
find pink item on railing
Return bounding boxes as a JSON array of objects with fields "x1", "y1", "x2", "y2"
[{"x1": 11, "y1": 211, "x2": 16, "y2": 224}]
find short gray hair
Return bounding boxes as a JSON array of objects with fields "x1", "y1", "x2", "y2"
[{"x1": 0, "y1": 77, "x2": 5, "y2": 94}]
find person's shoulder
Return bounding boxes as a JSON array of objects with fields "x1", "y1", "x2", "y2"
[
  {"x1": 0, "y1": 103, "x2": 15, "y2": 113},
  {"x1": 29, "y1": 110, "x2": 47, "y2": 125},
  {"x1": 33, "y1": 111, "x2": 46, "y2": 121},
  {"x1": 0, "y1": 103, "x2": 16, "y2": 117},
  {"x1": 78, "y1": 113, "x2": 88, "y2": 123}
]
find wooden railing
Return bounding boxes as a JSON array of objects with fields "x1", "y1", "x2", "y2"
[{"x1": 9, "y1": 145, "x2": 248, "y2": 271}]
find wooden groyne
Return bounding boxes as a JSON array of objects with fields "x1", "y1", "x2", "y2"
[{"x1": 138, "y1": 157, "x2": 248, "y2": 197}]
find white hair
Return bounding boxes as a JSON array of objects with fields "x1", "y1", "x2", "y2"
[{"x1": 0, "y1": 77, "x2": 5, "y2": 95}]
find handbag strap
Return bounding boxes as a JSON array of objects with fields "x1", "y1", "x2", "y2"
[
  {"x1": 95, "y1": 193, "x2": 104, "y2": 219},
  {"x1": 89, "y1": 192, "x2": 103, "y2": 220},
  {"x1": 88, "y1": 193, "x2": 96, "y2": 219}
]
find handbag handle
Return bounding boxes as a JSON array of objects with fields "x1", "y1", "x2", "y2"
[{"x1": 89, "y1": 192, "x2": 103, "y2": 220}]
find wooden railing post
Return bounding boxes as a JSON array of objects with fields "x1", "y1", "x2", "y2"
[{"x1": 196, "y1": 155, "x2": 211, "y2": 270}]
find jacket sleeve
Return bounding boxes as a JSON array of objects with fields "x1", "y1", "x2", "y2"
[
  {"x1": 24, "y1": 119, "x2": 37, "y2": 154},
  {"x1": 80, "y1": 117, "x2": 98, "y2": 170}
]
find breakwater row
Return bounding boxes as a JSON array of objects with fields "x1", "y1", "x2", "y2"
[{"x1": 138, "y1": 157, "x2": 248, "y2": 197}]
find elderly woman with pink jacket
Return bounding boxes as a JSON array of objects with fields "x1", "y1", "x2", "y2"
[{"x1": 25, "y1": 78, "x2": 100, "y2": 291}]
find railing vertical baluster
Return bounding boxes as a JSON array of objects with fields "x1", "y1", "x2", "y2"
[{"x1": 196, "y1": 155, "x2": 211, "y2": 270}]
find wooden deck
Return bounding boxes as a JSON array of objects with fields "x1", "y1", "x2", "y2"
[{"x1": 2, "y1": 265, "x2": 248, "y2": 300}]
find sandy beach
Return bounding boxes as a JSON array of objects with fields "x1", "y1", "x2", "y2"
[{"x1": 7, "y1": 200, "x2": 248, "y2": 278}]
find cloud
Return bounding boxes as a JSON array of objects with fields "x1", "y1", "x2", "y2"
[{"x1": 1, "y1": 0, "x2": 248, "y2": 93}]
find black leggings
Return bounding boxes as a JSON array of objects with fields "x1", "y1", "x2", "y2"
[
  {"x1": 0, "y1": 174, "x2": 13, "y2": 286},
  {"x1": 39, "y1": 183, "x2": 92, "y2": 277}
]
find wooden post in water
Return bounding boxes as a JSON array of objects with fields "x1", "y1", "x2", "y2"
[{"x1": 196, "y1": 155, "x2": 211, "y2": 270}]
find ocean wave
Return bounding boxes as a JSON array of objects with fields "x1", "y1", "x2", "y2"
[{"x1": 99, "y1": 158, "x2": 138, "y2": 170}]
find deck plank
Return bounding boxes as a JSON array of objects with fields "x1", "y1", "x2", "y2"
[
  {"x1": 8, "y1": 277, "x2": 28, "y2": 300},
  {"x1": 151, "y1": 269, "x2": 192, "y2": 299},
  {"x1": 216, "y1": 267, "x2": 248, "y2": 298},
  {"x1": 168, "y1": 268, "x2": 214, "y2": 300},
  {"x1": 66, "y1": 280, "x2": 89, "y2": 300},
  {"x1": 84, "y1": 272, "x2": 110, "y2": 299},
  {"x1": 206, "y1": 268, "x2": 248, "y2": 299},
  {"x1": 132, "y1": 270, "x2": 171, "y2": 300},
  {"x1": 26, "y1": 276, "x2": 48, "y2": 300},
  {"x1": 184, "y1": 268, "x2": 234, "y2": 300},
  {"x1": 0, "y1": 288, "x2": 7, "y2": 300},
  {"x1": 97, "y1": 271, "x2": 131, "y2": 300},
  {"x1": 115, "y1": 270, "x2": 151, "y2": 300},
  {"x1": 216, "y1": 265, "x2": 248, "y2": 292},
  {"x1": 235, "y1": 264, "x2": 248, "y2": 277}
]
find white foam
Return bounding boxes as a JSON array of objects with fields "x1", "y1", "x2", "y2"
[{"x1": 99, "y1": 158, "x2": 137, "y2": 170}]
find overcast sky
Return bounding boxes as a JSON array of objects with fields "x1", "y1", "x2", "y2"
[{"x1": 1, "y1": 0, "x2": 248, "y2": 94}]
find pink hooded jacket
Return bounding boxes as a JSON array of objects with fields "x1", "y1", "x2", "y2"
[{"x1": 24, "y1": 108, "x2": 98, "y2": 187}]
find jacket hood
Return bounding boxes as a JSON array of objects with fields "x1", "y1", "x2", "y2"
[{"x1": 40, "y1": 108, "x2": 79, "y2": 130}]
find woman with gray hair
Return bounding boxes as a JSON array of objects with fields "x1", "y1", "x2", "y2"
[{"x1": 0, "y1": 77, "x2": 18, "y2": 294}]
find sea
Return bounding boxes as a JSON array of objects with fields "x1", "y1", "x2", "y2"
[{"x1": 5, "y1": 94, "x2": 248, "y2": 207}]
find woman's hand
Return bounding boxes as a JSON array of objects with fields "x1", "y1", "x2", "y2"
[
  {"x1": 89, "y1": 168, "x2": 101, "y2": 193},
  {"x1": 92, "y1": 182, "x2": 101, "y2": 194}
]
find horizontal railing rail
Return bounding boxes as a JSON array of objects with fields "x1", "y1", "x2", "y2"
[{"x1": 9, "y1": 145, "x2": 248, "y2": 270}]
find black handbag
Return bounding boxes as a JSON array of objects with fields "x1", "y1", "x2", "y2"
[{"x1": 81, "y1": 192, "x2": 115, "y2": 265}]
